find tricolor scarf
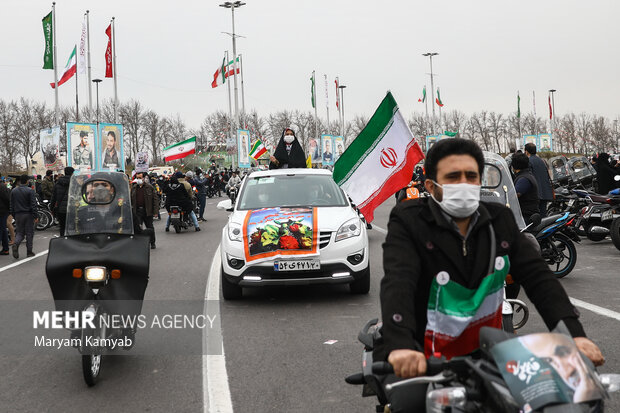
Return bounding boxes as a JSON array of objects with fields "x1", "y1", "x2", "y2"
[{"x1": 424, "y1": 255, "x2": 510, "y2": 359}]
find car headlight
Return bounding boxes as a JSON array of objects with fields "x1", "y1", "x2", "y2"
[
  {"x1": 228, "y1": 223, "x2": 243, "y2": 242},
  {"x1": 336, "y1": 218, "x2": 361, "y2": 242},
  {"x1": 84, "y1": 266, "x2": 107, "y2": 282}
]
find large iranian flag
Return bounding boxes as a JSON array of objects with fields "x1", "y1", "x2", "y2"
[
  {"x1": 163, "y1": 136, "x2": 196, "y2": 162},
  {"x1": 50, "y1": 46, "x2": 77, "y2": 89},
  {"x1": 333, "y1": 92, "x2": 424, "y2": 223}
]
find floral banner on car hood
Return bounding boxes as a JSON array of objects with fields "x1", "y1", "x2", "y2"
[{"x1": 243, "y1": 207, "x2": 318, "y2": 263}]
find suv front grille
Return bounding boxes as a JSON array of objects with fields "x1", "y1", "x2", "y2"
[{"x1": 319, "y1": 232, "x2": 332, "y2": 249}]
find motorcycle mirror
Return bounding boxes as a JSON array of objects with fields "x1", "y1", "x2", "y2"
[{"x1": 529, "y1": 213, "x2": 542, "y2": 227}]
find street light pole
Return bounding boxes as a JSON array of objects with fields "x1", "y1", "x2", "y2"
[
  {"x1": 338, "y1": 85, "x2": 347, "y2": 138},
  {"x1": 549, "y1": 89, "x2": 557, "y2": 150},
  {"x1": 423, "y1": 52, "x2": 438, "y2": 134},
  {"x1": 219, "y1": 1, "x2": 245, "y2": 132},
  {"x1": 92, "y1": 79, "x2": 102, "y2": 124}
]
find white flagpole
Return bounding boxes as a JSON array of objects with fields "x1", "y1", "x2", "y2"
[
  {"x1": 226, "y1": 51, "x2": 235, "y2": 169},
  {"x1": 324, "y1": 74, "x2": 330, "y2": 134},
  {"x1": 86, "y1": 10, "x2": 92, "y2": 111},
  {"x1": 112, "y1": 17, "x2": 118, "y2": 123},
  {"x1": 52, "y1": 2, "x2": 59, "y2": 123},
  {"x1": 437, "y1": 87, "x2": 442, "y2": 132},
  {"x1": 313, "y1": 71, "x2": 318, "y2": 145},
  {"x1": 240, "y1": 53, "x2": 246, "y2": 128}
]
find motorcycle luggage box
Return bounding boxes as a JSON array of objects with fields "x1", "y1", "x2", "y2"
[{"x1": 46, "y1": 233, "x2": 150, "y2": 316}]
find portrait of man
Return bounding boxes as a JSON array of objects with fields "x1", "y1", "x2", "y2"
[
  {"x1": 72, "y1": 130, "x2": 94, "y2": 169},
  {"x1": 322, "y1": 137, "x2": 333, "y2": 164},
  {"x1": 241, "y1": 135, "x2": 248, "y2": 161},
  {"x1": 102, "y1": 130, "x2": 120, "y2": 170},
  {"x1": 309, "y1": 138, "x2": 320, "y2": 163}
]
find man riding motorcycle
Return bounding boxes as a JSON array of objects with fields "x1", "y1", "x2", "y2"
[
  {"x1": 162, "y1": 175, "x2": 200, "y2": 232},
  {"x1": 375, "y1": 138, "x2": 604, "y2": 412}
]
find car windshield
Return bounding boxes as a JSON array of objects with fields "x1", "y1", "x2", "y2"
[{"x1": 238, "y1": 174, "x2": 348, "y2": 210}]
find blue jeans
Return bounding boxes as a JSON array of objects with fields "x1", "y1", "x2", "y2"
[
  {"x1": 166, "y1": 210, "x2": 199, "y2": 229},
  {"x1": 197, "y1": 193, "x2": 207, "y2": 219},
  {"x1": 0, "y1": 214, "x2": 8, "y2": 252}
]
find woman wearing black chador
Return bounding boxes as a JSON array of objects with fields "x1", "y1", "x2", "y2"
[{"x1": 269, "y1": 128, "x2": 307, "y2": 170}]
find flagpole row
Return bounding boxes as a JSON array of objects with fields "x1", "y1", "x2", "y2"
[
  {"x1": 240, "y1": 53, "x2": 246, "y2": 128},
  {"x1": 52, "y1": 2, "x2": 59, "y2": 124},
  {"x1": 86, "y1": 10, "x2": 92, "y2": 111}
]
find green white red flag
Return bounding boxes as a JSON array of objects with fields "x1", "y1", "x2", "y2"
[
  {"x1": 418, "y1": 86, "x2": 426, "y2": 103},
  {"x1": 332, "y1": 92, "x2": 424, "y2": 223},
  {"x1": 436, "y1": 89, "x2": 444, "y2": 107},
  {"x1": 163, "y1": 136, "x2": 196, "y2": 162},
  {"x1": 50, "y1": 46, "x2": 77, "y2": 89},
  {"x1": 212, "y1": 57, "x2": 227, "y2": 88},
  {"x1": 249, "y1": 139, "x2": 268, "y2": 160}
]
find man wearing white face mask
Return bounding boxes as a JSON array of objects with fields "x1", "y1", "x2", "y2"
[
  {"x1": 269, "y1": 128, "x2": 307, "y2": 170},
  {"x1": 375, "y1": 138, "x2": 604, "y2": 412},
  {"x1": 131, "y1": 172, "x2": 158, "y2": 249}
]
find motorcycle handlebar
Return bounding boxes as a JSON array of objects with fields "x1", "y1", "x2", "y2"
[{"x1": 372, "y1": 357, "x2": 446, "y2": 377}]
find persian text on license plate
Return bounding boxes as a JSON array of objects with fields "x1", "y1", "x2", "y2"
[
  {"x1": 171, "y1": 213, "x2": 180, "y2": 219},
  {"x1": 274, "y1": 260, "x2": 321, "y2": 271},
  {"x1": 601, "y1": 210, "x2": 613, "y2": 222}
]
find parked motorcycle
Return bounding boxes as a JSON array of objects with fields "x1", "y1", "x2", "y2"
[
  {"x1": 45, "y1": 172, "x2": 150, "y2": 386},
  {"x1": 572, "y1": 188, "x2": 620, "y2": 242},
  {"x1": 346, "y1": 320, "x2": 620, "y2": 412},
  {"x1": 528, "y1": 212, "x2": 579, "y2": 278}
]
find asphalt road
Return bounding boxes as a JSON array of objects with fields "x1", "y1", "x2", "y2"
[{"x1": 1, "y1": 197, "x2": 620, "y2": 412}]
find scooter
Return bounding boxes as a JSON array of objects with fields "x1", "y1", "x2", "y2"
[
  {"x1": 346, "y1": 320, "x2": 620, "y2": 412},
  {"x1": 169, "y1": 205, "x2": 192, "y2": 233}
]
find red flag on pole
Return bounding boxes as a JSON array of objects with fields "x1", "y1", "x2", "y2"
[
  {"x1": 335, "y1": 77, "x2": 340, "y2": 110},
  {"x1": 105, "y1": 24, "x2": 113, "y2": 78},
  {"x1": 548, "y1": 95, "x2": 552, "y2": 119}
]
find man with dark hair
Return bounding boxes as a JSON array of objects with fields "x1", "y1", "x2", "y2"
[
  {"x1": 511, "y1": 152, "x2": 539, "y2": 224},
  {"x1": 375, "y1": 138, "x2": 603, "y2": 411},
  {"x1": 9, "y1": 175, "x2": 38, "y2": 259},
  {"x1": 102, "y1": 130, "x2": 120, "y2": 169},
  {"x1": 524, "y1": 143, "x2": 554, "y2": 216},
  {"x1": 131, "y1": 171, "x2": 158, "y2": 248},
  {"x1": 73, "y1": 130, "x2": 93, "y2": 168},
  {"x1": 50, "y1": 166, "x2": 74, "y2": 236},
  {"x1": 41, "y1": 170, "x2": 54, "y2": 201}
]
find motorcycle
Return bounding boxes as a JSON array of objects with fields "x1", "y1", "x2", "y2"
[
  {"x1": 35, "y1": 195, "x2": 54, "y2": 231},
  {"x1": 346, "y1": 320, "x2": 620, "y2": 412},
  {"x1": 168, "y1": 204, "x2": 193, "y2": 233},
  {"x1": 45, "y1": 172, "x2": 150, "y2": 386},
  {"x1": 528, "y1": 211, "x2": 579, "y2": 278},
  {"x1": 228, "y1": 182, "x2": 240, "y2": 204},
  {"x1": 572, "y1": 188, "x2": 620, "y2": 242}
]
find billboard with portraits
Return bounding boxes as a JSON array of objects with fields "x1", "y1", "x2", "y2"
[
  {"x1": 237, "y1": 129, "x2": 251, "y2": 168},
  {"x1": 321, "y1": 134, "x2": 334, "y2": 165},
  {"x1": 333, "y1": 136, "x2": 344, "y2": 162},
  {"x1": 66, "y1": 122, "x2": 96, "y2": 171},
  {"x1": 308, "y1": 137, "x2": 321, "y2": 164},
  {"x1": 99, "y1": 123, "x2": 124, "y2": 171},
  {"x1": 40, "y1": 126, "x2": 62, "y2": 170}
]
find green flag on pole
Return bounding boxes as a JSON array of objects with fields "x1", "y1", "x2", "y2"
[
  {"x1": 42, "y1": 11, "x2": 53, "y2": 69},
  {"x1": 444, "y1": 131, "x2": 458, "y2": 137},
  {"x1": 311, "y1": 73, "x2": 315, "y2": 108}
]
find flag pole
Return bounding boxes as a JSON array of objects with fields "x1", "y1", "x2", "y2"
[
  {"x1": 240, "y1": 53, "x2": 246, "y2": 128},
  {"x1": 75, "y1": 49, "x2": 79, "y2": 122},
  {"x1": 112, "y1": 17, "x2": 118, "y2": 123},
  {"x1": 52, "y1": 2, "x2": 59, "y2": 123},
  {"x1": 324, "y1": 74, "x2": 330, "y2": 134},
  {"x1": 437, "y1": 87, "x2": 442, "y2": 132},
  {"x1": 424, "y1": 85, "x2": 429, "y2": 136},
  {"x1": 86, "y1": 10, "x2": 92, "y2": 111},
  {"x1": 517, "y1": 91, "x2": 522, "y2": 146},
  {"x1": 226, "y1": 51, "x2": 235, "y2": 169},
  {"x1": 313, "y1": 71, "x2": 318, "y2": 154}
]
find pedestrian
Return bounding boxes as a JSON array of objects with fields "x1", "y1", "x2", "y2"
[
  {"x1": 595, "y1": 153, "x2": 618, "y2": 194},
  {"x1": 131, "y1": 171, "x2": 158, "y2": 249},
  {"x1": 50, "y1": 166, "x2": 74, "y2": 236},
  {"x1": 524, "y1": 143, "x2": 554, "y2": 216},
  {"x1": 0, "y1": 180, "x2": 10, "y2": 255},
  {"x1": 192, "y1": 170, "x2": 208, "y2": 221},
  {"x1": 9, "y1": 174, "x2": 38, "y2": 259},
  {"x1": 511, "y1": 152, "x2": 540, "y2": 224},
  {"x1": 41, "y1": 170, "x2": 54, "y2": 201}
]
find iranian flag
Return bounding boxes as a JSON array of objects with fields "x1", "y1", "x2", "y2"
[
  {"x1": 163, "y1": 136, "x2": 196, "y2": 162},
  {"x1": 436, "y1": 89, "x2": 444, "y2": 107},
  {"x1": 50, "y1": 46, "x2": 77, "y2": 89},
  {"x1": 333, "y1": 92, "x2": 424, "y2": 223},
  {"x1": 225, "y1": 56, "x2": 240, "y2": 78},
  {"x1": 211, "y1": 57, "x2": 227, "y2": 88},
  {"x1": 249, "y1": 139, "x2": 267, "y2": 160},
  {"x1": 423, "y1": 256, "x2": 508, "y2": 359}
]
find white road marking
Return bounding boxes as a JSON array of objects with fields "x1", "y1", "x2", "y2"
[
  {"x1": 0, "y1": 250, "x2": 49, "y2": 273},
  {"x1": 203, "y1": 244, "x2": 233, "y2": 413},
  {"x1": 570, "y1": 297, "x2": 620, "y2": 321},
  {"x1": 372, "y1": 224, "x2": 388, "y2": 235}
]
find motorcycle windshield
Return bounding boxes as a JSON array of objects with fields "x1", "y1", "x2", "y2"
[
  {"x1": 548, "y1": 156, "x2": 577, "y2": 184},
  {"x1": 481, "y1": 152, "x2": 526, "y2": 229},
  {"x1": 568, "y1": 157, "x2": 596, "y2": 181},
  {"x1": 65, "y1": 171, "x2": 133, "y2": 236}
]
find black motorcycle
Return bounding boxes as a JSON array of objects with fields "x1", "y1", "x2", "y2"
[{"x1": 45, "y1": 172, "x2": 150, "y2": 386}]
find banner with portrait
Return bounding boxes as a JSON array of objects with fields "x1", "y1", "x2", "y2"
[
  {"x1": 99, "y1": 123, "x2": 124, "y2": 171},
  {"x1": 237, "y1": 129, "x2": 251, "y2": 168},
  {"x1": 39, "y1": 126, "x2": 62, "y2": 170},
  {"x1": 243, "y1": 207, "x2": 318, "y2": 264},
  {"x1": 135, "y1": 151, "x2": 149, "y2": 173},
  {"x1": 66, "y1": 122, "x2": 97, "y2": 171},
  {"x1": 539, "y1": 133, "x2": 553, "y2": 151},
  {"x1": 333, "y1": 136, "x2": 345, "y2": 162},
  {"x1": 308, "y1": 137, "x2": 321, "y2": 164},
  {"x1": 321, "y1": 134, "x2": 334, "y2": 165},
  {"x1": 523, "y1": 135, "x2": 538, "y2": 147}
]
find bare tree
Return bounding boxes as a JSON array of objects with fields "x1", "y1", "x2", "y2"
[
  {"x1": 0, "y1": 100, "x2": 19, "y2": 170},
  {"x1": 13, "y1": 98, "x2": 44, "y2": 170},
  {"x1": 119, "y1": 99, "x2": 144, "y2": 163},
  {"x1": 470, "y1": 111, "x2": 492, "y2": 151},
  {"x1": 488, "y1": 112, "x2": 505, "y2": 152},
  {"x1": 142, "y1": 110, "x2": 166, "y2": 163},
  {"x1": 576, "y1": 113, "x2": 592, "y2": 154}
]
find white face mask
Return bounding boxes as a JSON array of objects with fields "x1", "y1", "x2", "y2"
[
  {"x1": 284, "y1": 135, "x2": 294, "y2": 144},
  {"x1": 134, "y1": 179, "x2": 143, "y2": 185},
  {"x1": 430, "y1": 181, "x2": 481, "y2": 218}
]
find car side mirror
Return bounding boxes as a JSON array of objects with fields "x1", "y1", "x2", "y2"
[{"x1": 217, "y1": 199, "x2": 233, "y2": 211}]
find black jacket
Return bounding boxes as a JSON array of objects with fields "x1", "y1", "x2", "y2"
[
  {"x1": 50, "y1": 175, "x2": 71, "y2": 214},
  {"x1": 163, "y1": 181, "x2": 193, "y2": 212},
  {"x1": 596, "y1": 160, "x2": 617, "y2": 194},
  {"x1": 514, "y1": 169, "x2": 539, "y2": 222},
  {"x1": 0, "y1": 183, "x2": 10, "y2": 216},
  {"x1": 528, "y1": 155, "x2": 554, "y2": 201},
  {"x1": 374, "y1": 198, "x2": 585, "y2": 361},
  {"x1": 10, "y1": 185, "x2": 37, "y2": 217}
]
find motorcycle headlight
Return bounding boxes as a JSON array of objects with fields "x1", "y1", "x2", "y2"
[
  {"x1": 336, "y1": 218, "x2": 362, "y2": 242},
  {"x1": 228, "y1": 223, "x2": 243, "y2": 242},
  {"x1": 84, "y1": 266, "x2": 107, "y2": 282},
  {"x1": 426, "y1": 387, "x2": 467, "y2": 412}
]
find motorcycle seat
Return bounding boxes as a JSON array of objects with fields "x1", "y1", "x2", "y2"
[{"x1": 532, "y1": 214, "x2": 566, "y2": 232}]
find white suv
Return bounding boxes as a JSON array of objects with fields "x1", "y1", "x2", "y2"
[{"x1": 219, "y1": 168, "x2": 370, "y2": 299}]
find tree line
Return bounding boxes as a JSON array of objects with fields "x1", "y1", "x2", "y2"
[{"x1": 1, "y1": 97, "x2": 618, "y2": 171}]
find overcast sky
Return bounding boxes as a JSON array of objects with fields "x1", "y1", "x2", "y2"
[{"x1": 2, "y1": 0, "x2": 619, "y2": 131}]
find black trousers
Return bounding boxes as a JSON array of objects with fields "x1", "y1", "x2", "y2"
[
  {"x1": 57, "y1": 212, "x2": 67, "y2": 237},
  {"x1": 136, "y1": 210, "x2": 155, "y2": 245}
]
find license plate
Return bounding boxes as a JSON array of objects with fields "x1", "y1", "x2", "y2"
[
  {"x1": 601, "y1": 210, "x2": 613, "y2": 222},
  {"x1": 568, "y1": 199, "x2": 575, "y2": 207},
  {"x1": 171, "y1": 212, "x2": 180, "y2": 219},
  {"x1": 274, "y1": 259, "x2": 320, "y2": 271}
]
